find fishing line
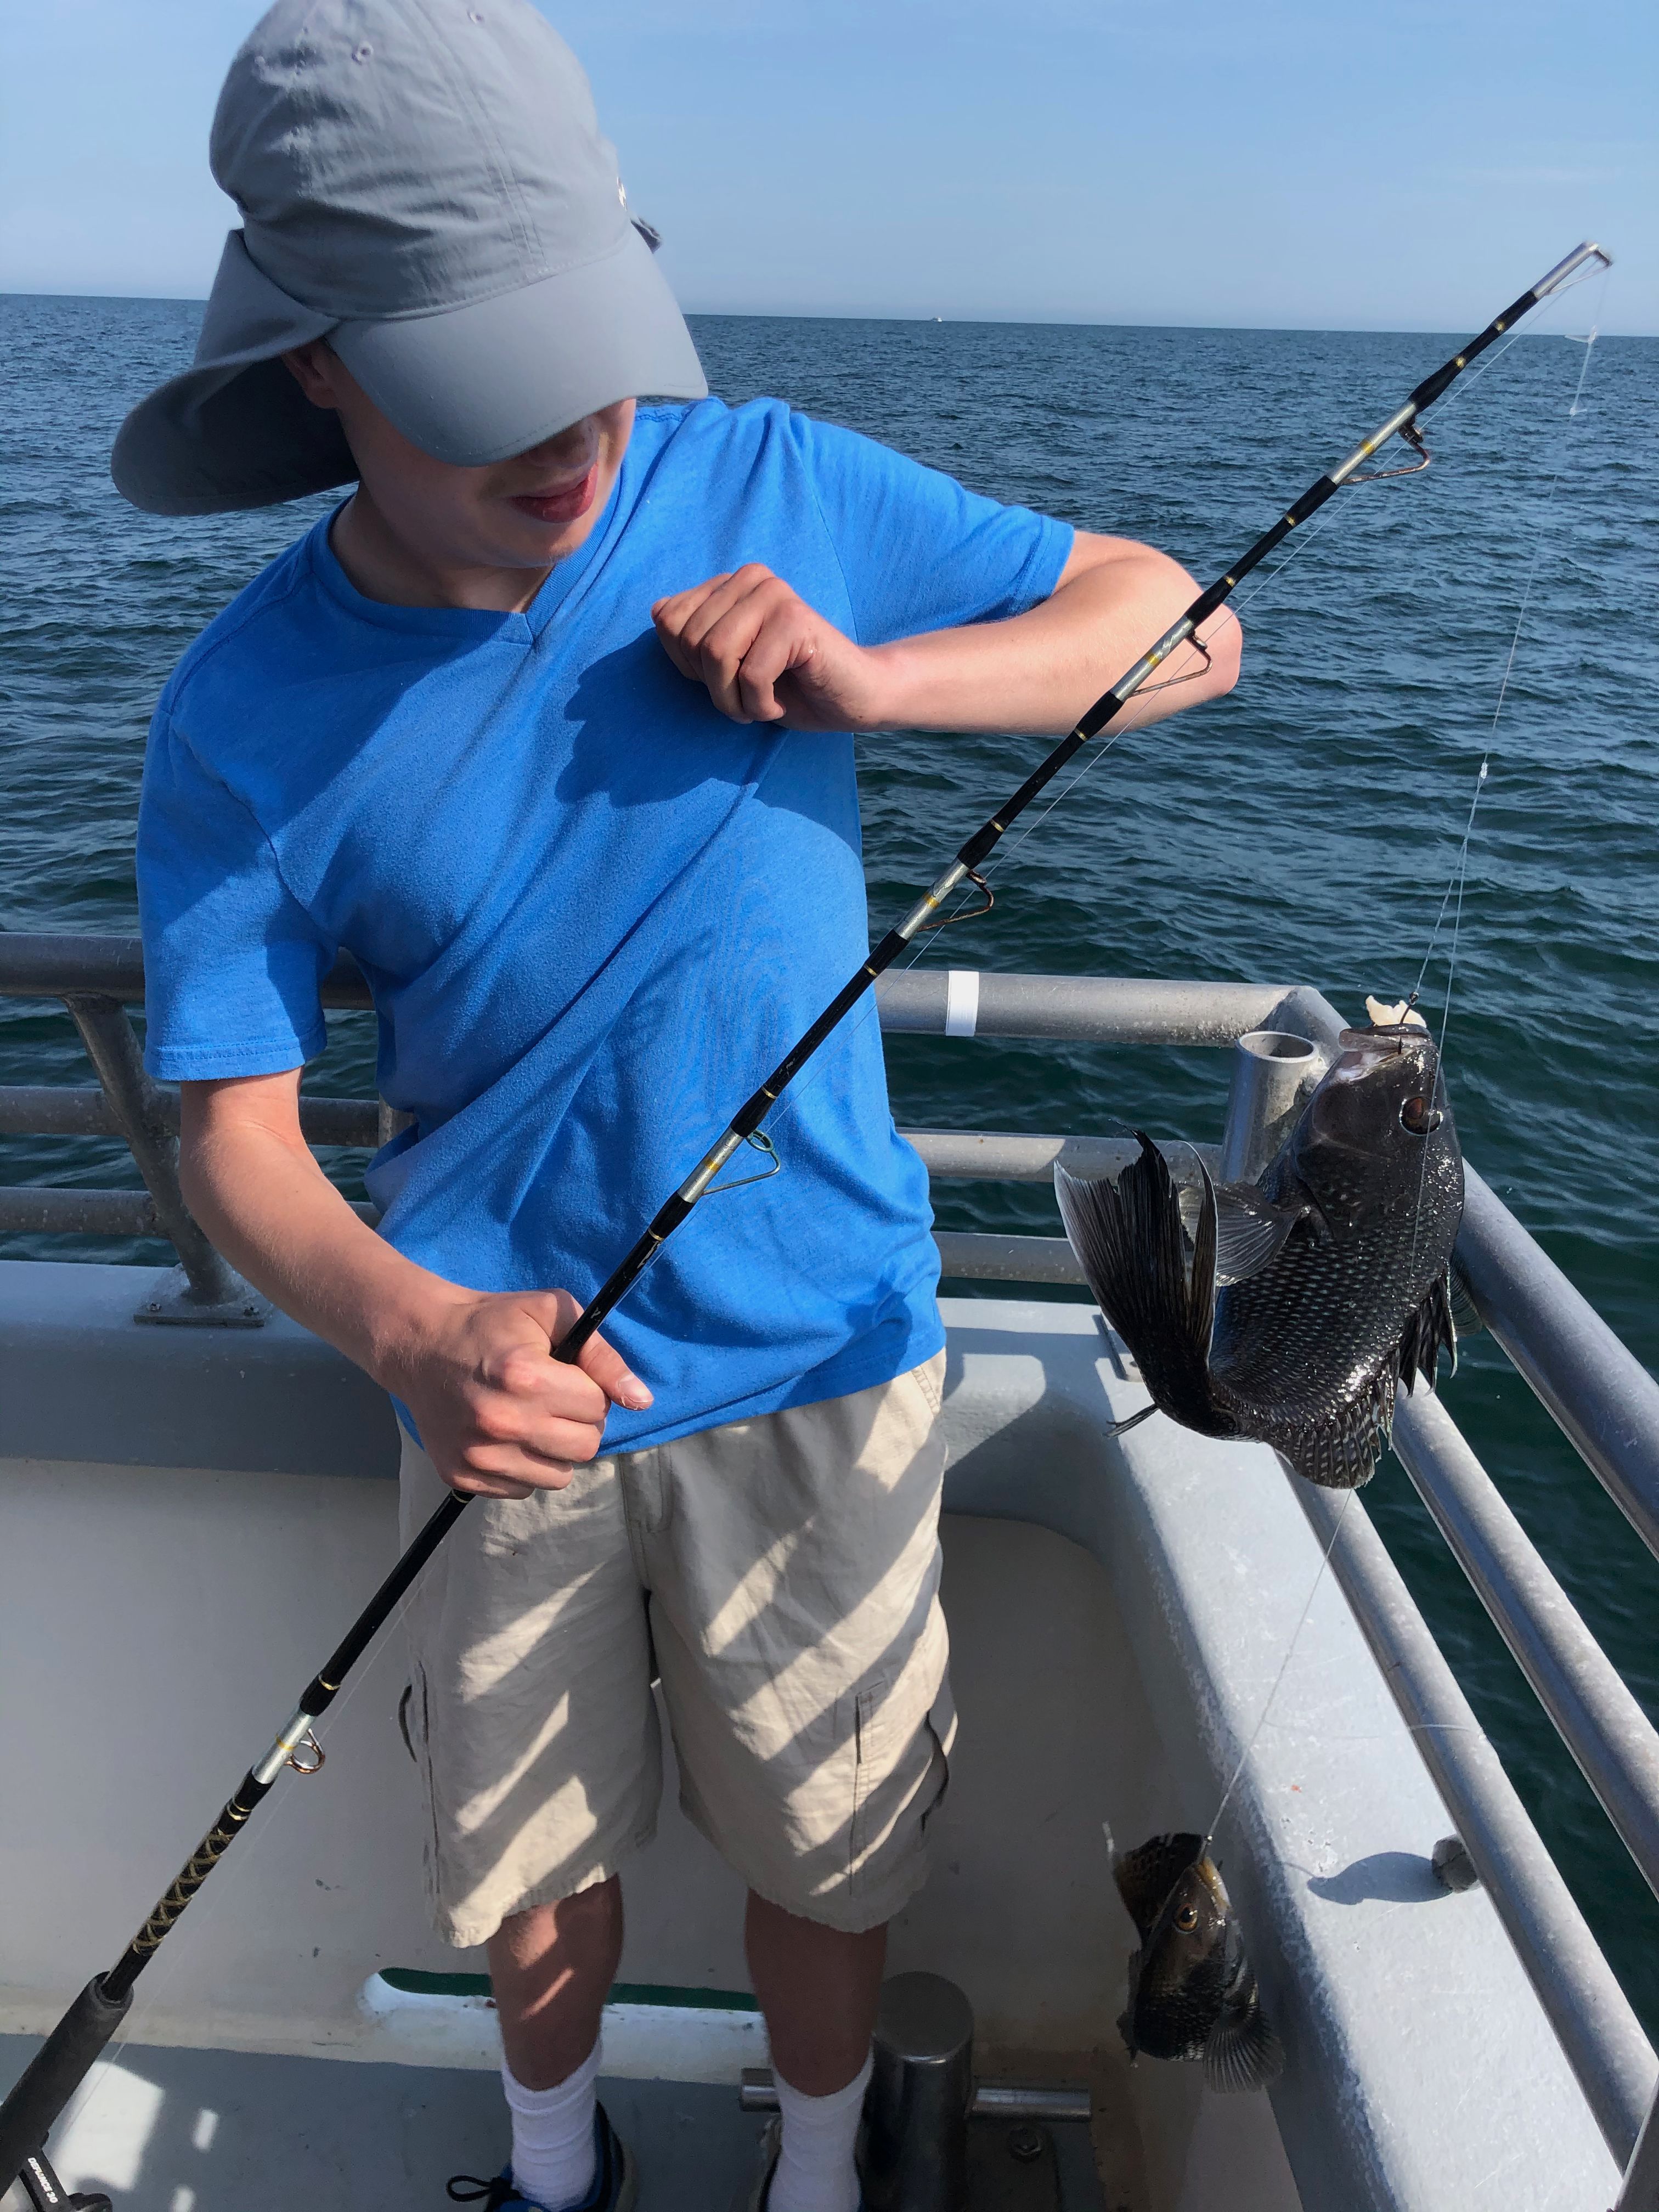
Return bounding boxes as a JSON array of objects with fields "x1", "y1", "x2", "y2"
[
  {"x1": 1197, "y1": 275, "x2": 1609, "y2": 1861},
  {"x1": 1204, "y1": 1491, "x2": 1356, "y2": 1852},
  {"x1": 1401, "y1": 286, "x2": 1605, "y2": 1272},
  {"x1": 748, "y1": 264, "x2": 1612, "y2": 1180},
  {"x1": 1409, "y1": 284, "x2": 1605, "y2": 1014},
  {"x1": 712, "y1": 281, "x2": 1597, "y2": 1224}
]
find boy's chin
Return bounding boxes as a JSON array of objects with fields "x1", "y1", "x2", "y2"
[{"x1": 485, "y1": 506, "x2": 599, "y2": 568}]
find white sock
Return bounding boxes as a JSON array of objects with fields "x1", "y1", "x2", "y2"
[
  {"x1": 769, "y1": 2050, "x2": 872, "y2": 2212},
  {"x1": 501, "y1": 2040, "x2": 602, "y2": 2211}
]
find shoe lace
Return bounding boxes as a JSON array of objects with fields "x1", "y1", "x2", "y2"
[{"x1": 445, "y1": 2178, "x2": 511, "y2": 2208}]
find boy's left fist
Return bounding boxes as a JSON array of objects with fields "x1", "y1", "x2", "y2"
[{"x1": 652, "y1": 565, "x2": 888, "y2": 731}]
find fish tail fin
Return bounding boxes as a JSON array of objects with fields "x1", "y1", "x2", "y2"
[
  {"x1": 1057, "y1": 1137, "x2": 1219, "y2": 1430},
  {"x1": 1203, "y1": 1995, "x2": 1284, "y2": 2093}
]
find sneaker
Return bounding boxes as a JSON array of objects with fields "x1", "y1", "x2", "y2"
[
  {"x1": 448, "y1": 2103, "x2": 636, "y2": 2212},
  {"x1": 738, "y1": 2117, "x2": 870, "y2": 2212}
]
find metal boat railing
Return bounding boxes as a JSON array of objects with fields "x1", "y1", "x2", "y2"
[{"x1": 3, "y1": 934, "x2": 1658, "y2": 2188}]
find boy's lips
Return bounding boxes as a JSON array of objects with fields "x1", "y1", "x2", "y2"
[{"x1": 509, "y1": 466, "x2": 597, "y2": 526}]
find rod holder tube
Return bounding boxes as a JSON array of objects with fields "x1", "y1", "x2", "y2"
[
  {"x1": 863, "y1": 1973, "x2": 975, "y2": 2212},
  {"x1": 1218, "y1": 1029, "x2": 1323, "y2": 1184},
  {"x1": 0, "y1": 1976, "x2": 131, "y2": 2194}
]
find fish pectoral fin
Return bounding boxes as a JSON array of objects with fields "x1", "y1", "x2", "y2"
[
  {"x1": 1177, "y1": 1181, "x2": 1306, "y2": 1285},
  {"x1": 1203, "y1": 1995, "x2": 1284, "y2": 2093},
  {"x1": 1399, "y1": 1266, "x2": 1460, "y2": 1393},
  {"x1": 1057, "y1": 1140, "x2": 1218, "y2": 1421},
  {"x1": 1447, "y1": 1256, "x2": 1483, "y2": 1339}
]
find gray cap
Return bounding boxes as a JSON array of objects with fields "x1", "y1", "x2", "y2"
[{"x1": 112, "y1": 0, "x2": 708, "y2": 515}]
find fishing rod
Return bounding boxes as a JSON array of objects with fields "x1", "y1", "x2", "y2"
[{"x1": 0, "y1": 238, "x2": 1610, "y2": 2202}]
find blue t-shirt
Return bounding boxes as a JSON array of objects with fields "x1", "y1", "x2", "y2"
[{"x1": 137, "y1": 398, "x2": 1073, "y2": 1449}]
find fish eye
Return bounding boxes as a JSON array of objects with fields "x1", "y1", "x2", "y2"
[
  {"x1": 1173, "y1": 1904, "x2": 1200, "y2": 1932},
  {"x1": 1400, "y1": 1095, "x2": 1442, "y2": 1136}
]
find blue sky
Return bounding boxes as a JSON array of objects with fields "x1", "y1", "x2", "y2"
[{"x1": 2, "y1": 0, "x2": 1652, "y2": 332}]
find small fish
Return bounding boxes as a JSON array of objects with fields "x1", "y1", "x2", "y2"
[
  {"x1": 1057, "y1": 1016, "x2": 1464, "y2": 1487},
  {"x1": 1111, "y1": 1831, "x2": 1283, "y2": 2092}
]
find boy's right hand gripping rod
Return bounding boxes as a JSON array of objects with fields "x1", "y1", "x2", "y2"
[{"x1": 0, "y1": 239, "x2": 1607, "y2": 2199}]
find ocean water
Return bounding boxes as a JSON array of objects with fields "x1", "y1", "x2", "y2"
[{"x1": 3, "y1": 291, "x2": 1657, "y2": 2035}]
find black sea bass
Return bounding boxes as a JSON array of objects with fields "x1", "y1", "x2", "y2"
[
  {"x1": 1113, "y1": 1831, "x2": 1283, "y2": 2091},
  {"x1": 1057, "y1": 1010, "x2": 1464, "y2": 1487}
]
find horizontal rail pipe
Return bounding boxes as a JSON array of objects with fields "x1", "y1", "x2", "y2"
[
  {"x1": 0, "y1": 1087, "x2": 116, "y2": 1138},
  {"x1": 0, "y1": 1085, "x2": 380, "y2": 1149},
  {"x1": 0, "y1": 1190, "x2": 380, "y2": 1237},
  {"x1": 0, "y1": 1103, "x2": 1211, "y2": 1179},
  {"x1": 0, "y1": 939, "x2": 1288, "y2": 1040},
  {"x1": 1294, "y1": 1477, "x2": 1658, "y2": 2165},
  {"x1": 0, "y1": 933, "x2": 375, "y2": 1012},
  {"x1": 873, "y1": 968, "x2": 1288, "y2": 1044},
  {"x1": 0, "y1": 1188, "x2": 160, "y2": 1238},
  {"x1": 1392, "y1": 1387, "x2": 1659, "y2": 1914},
  {"x1": 5, "y1": 941, "x2": 1657, "y2": 1555},
  {"x1": 903, "y1": 1130, "x2": 1220, "y2": 1183},
  {"x1": 0, "y1": 1189, "x2": 1080, "y2": 1288},
  {"x1": 932, "y1": 1231, "x2": 1085, "y2": 1284},
  {"x1": 1458, "y1": 1164, "x2": 1659, "y2": 1567}
]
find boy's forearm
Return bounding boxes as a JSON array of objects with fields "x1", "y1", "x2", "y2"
[
  {"x1": 180, "y1": 1113, "x2": 453, "y2": 1389},
  {"x1": 178, "y1": 1076, "x2": 647, "y2": 1497},
  {"x1": 867, "y1": 542, "x2": 1239, "y2": 738}
]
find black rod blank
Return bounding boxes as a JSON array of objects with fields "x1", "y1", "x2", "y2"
[{"x1": 0, "y1": 242, "x2": 1607, "y2": 2197}]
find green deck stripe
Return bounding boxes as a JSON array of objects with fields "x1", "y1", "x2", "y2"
[{"x1": 377, "y1": 1967, "x2": 759, "y2": 2012}]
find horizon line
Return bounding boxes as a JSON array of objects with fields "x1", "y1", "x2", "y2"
[{"x1": 4, "y1": 286, "x2": 1654, "y2": 342}]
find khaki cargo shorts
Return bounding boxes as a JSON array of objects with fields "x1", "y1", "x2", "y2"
[{"x1": 398, "y1": 1352, "x2": 952, "y2": 1948}]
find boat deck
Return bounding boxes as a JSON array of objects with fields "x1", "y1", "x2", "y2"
[{"x1": 0, "y1": 2039, "x2": 1111, "y2": 2212}]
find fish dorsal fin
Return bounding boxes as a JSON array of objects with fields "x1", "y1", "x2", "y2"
[
  {"x1": 1204, "y1": 1991, "x2": 1284, "y2": 2093},
  {"x1": 1177, "y1": 1180, "x2": 1304, "y2": 1286},
  {"x1": 1113, "y1": 1831, "x2": 1204, "y2": 1938}
]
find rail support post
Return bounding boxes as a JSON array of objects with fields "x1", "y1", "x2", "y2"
[{"x1": 61, "y1": 995, "x2": 266, "y2": 1327}]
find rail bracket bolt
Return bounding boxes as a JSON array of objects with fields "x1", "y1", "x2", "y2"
[
  {"x1": 1432, "y1": 1834, "x2": 1480, "y2": 1892},
  {"x1": 1007, "y1": 2125, "x2": 1044, "y2": 2163}
]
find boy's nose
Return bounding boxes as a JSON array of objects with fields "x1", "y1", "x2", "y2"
[{"x1": 521, "y1": 417, "x2": 599, "y2": 470}]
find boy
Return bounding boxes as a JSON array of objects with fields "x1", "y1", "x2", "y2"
[{"x1": 116, "y1": 4, "x2": 1239, "y2": 2208}]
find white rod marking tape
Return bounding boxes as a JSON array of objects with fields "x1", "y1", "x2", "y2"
[{"x1": 944, "y1": 970, "x2": 981, "y2": 1039}]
